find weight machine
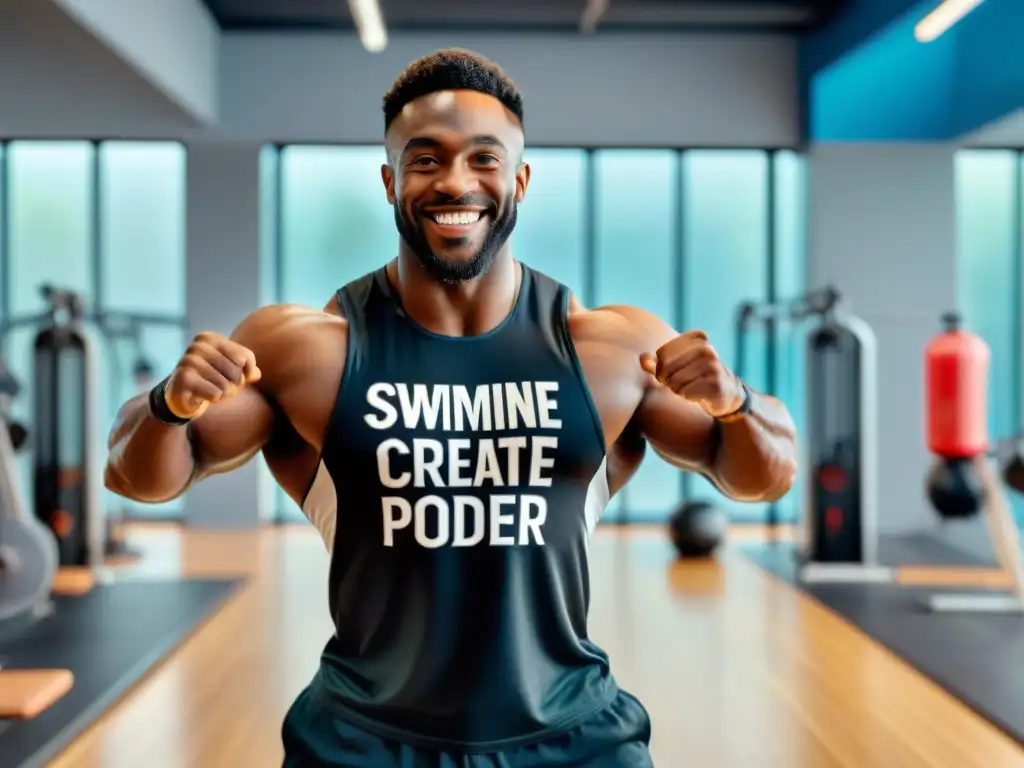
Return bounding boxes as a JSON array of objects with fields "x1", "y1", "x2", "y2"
[
  {"x1": 0, "y1": 285, "x2": 175, "y2": 570},
  {"x1": 0, "y1": 357, "x2": 75, "y2": 722},
  {"x1": 735, "y1": 287, "x2": 892, "y2": 584},
  {"x1": 0, "y1": 359, "x2": 58, "y2": 627}
]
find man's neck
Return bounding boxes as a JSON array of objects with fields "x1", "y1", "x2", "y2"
[{"x1": 387, "y1": 249, "x2": 520, "y2": 338}]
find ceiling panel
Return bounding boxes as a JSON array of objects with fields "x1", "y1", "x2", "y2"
[{"x1": 201, "y1": 0, "x2": 849, "y2": 32}]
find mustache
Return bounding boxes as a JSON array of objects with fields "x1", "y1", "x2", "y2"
[{"x1": 416, "y1": 193, "x2": 496, "y2": 212}]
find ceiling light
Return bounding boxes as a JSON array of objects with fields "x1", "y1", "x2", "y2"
[
  {"x1": 914, "y1": 0, "x2": 986, "y2": 43},
  {"x1": 348, "y1": 0, "x2": 388, "y2": 53}
]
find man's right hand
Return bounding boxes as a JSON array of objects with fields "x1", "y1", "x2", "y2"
[{"x1": 163, "y1": 331, "x2": 262, "y2": 420}]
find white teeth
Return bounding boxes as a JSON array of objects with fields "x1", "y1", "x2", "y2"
[{"x1": 433, "y1": 211, "x2": 481, "y2": 226}]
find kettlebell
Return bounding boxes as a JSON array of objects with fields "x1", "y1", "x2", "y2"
[{"x1": 926, "y1": 457, "x2": 984, "y2": 519}]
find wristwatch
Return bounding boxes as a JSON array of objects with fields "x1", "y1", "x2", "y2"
[
  {"x1": 148, "y1": 376, "x2": 193, "y2": 426},
  {"x1": 715, "y1": 382, "x2": 752, "y2": 423}
]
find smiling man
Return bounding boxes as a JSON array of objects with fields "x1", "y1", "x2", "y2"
[{"x1": 104, "y1": 49, "x2": 798, "y2": 767}]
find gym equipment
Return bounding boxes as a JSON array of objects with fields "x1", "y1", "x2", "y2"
[
  {"x1": 921, "y1": 312, "x2": 1024, "y2": 614},
  {"x1": 925, "y1": 458, "x2": 984, "y2": 520},
  {"x1": 736, "y1": 287, "x2": 891, "y2": 584},
  {"x1": 924, "y1": 312, "x2": 988, "y2": 519},
  {"x1": 0, "y1": 360, "x2": 74, "y2": 724},
  {"x1": 0, "y1": 359, "x2": 59, "y2": 625},
  {"x1": 0, "y1": 285, "x2": 175, "y2": 569},
  {"x1": 668, "y1": 500, "x2": 727, "y2": 558}
]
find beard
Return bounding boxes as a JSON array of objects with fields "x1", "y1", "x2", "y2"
[{"x1": 394, "y1": 194, "x2": 518, "y2": 285}]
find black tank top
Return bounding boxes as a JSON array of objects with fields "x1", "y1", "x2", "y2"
[{"x1": 312, "y1": 264, "x2": 618, "y2": 750}]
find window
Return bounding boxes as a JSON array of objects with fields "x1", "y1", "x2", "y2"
[
  {"x1": 8, "y1": 142, "x2": 94, "y2": 316},
  {"x1": 593, "y1": 150, "x2": 680, "y2": 522},
  {"x1": 97, "y1": 142, "x2": 188, "y2": 518},
  {"x1": 0, "y1": 141, "x2": 189, "y2": 520},
  {"x1": 513, "y1": 149, "x2": 588, "y2": 297},
  {"x1": 279, "y1": 145, "x2": 397, "y2": 308},
  {"x1": 99, "y1": 143, "x2": 186, "y2": 315},
  {"x1": 276, "y1": 145, "x2": 400, "y2": 520},
  {"x1": 955, "y1": 149, "x2": 1021, "y2": 522},
  {"x1": 5, "y1": 142, "x2": 94, "y2": 495},
  {"x1": 771, "y1": 150, "x2": 808, "y2": 524},
  {"x1": 682, "y1": 150, "x2": 771, "y2": 522},
  {"x1": 259, "y1": 146, "x2": 284, "y2": 520},
  {"x1": 955, "y1": 151, "x2": 1017, "y2": 447},
  {"x1": 259, "y1": 145, "x2": 280, "y2": 307}
]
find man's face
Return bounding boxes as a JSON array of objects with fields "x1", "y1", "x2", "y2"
[{"x1": 382, "y1": 90, "x2": 530, "y2": 284}]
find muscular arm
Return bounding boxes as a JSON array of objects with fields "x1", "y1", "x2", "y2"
[
  {"x1": 621, "y1": 307, "x2": 798, "y2": 503},
  {"x1": 639, "y1": 385, "x2": 797, "y2": 502},
  {"x1": 104, "y1": 309, "x2": 280, "y2": 503}
]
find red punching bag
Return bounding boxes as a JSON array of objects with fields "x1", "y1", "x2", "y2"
[
  {"x1": 925, "y1": 312, "x2": 990, "y2": 458},
  {"x1": 924, "y1": 312, "x2": 988, "y2": 518}
]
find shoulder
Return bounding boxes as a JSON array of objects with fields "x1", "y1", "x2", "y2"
[
  {"x1": 567, "y1": 303, "x2": 676, "y2": 354},
  {"x1": 232, "y1": 303, "x2": 348, "y2": 358}
]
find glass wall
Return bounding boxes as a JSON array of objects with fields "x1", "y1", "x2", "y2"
[
  {"x1": 280, "y1": 145, "x2": 399, "y2": 307},
  {"x1": 592, "y1": 150, "x2": 681, "y2": 522},
  {"x1": 682, "y1": 150, "x2": 770, "y2": 521},
  {"x1": 513, "y1": 149, "x2": 589, "y2": 296},
  {"x1": 955, "y1": 149, "x2": 1024, "y2": 523},
  {"x1": 5, "y1": 142, "x2": 95, "y2": 503},
  {"x1": 771, "y1": 150, "x2": 808, "y2": 526},
  {"x1": 0, "y1": 140, "x2": 187, "y2": 519},
  {"x1": 270, "y1": 145, "x2": 807, "y2": 524}
]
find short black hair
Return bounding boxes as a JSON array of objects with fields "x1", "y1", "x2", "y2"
[{"x1": 382, "y1": 48, "x2": 524, "y2": 132}]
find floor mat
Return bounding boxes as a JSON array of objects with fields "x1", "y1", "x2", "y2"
[
  {"x1": 878, "y1": 531, "x2": 993, "y2": 567},
  {"x1": 0, "y1": 578, "x2": 244, "y2": 768},
  {"x1": 745, "y1": 543, "x2": 1024, "y2": 746}
]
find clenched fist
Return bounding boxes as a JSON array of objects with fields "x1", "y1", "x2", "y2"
[
  {"x1": 163, "y1": 331, "x2": 261, "y2": 420},
  {"x1": 640, "y1": 330, "x2": 746, "y2": 419}
]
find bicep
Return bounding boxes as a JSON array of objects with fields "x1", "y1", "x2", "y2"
[
  {"x1": 635, "y1": 382, "x2": 718, "y2": 473},
  {"x1": 602, "y1": 304, "x2": 716, "y2": 470},
  {"x1": 188, "y1": 386, "x2": 274, "y2": 474}
]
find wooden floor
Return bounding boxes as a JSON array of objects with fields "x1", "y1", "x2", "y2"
[{"x1": 44, "y1": 524, "x2": 1024, "y2": 768}]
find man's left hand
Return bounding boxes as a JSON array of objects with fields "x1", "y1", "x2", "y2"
[{"x1": 640, "y1": 330, "x2": 745, "y2": 418}]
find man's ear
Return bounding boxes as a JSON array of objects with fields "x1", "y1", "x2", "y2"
[
  {"x1": 515, "y1": 162, "x2": 531, "y2": 203},
  {"x1": 381, "y1": 164, "x2": 396, "y2": 205}
]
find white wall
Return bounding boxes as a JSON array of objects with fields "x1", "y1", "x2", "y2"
[
  {"x1": 0, "y1": 9, "x2": 801, "y2": 148},
  {"x1": 52, "y1": 0, "x2": 219, "y2": 123},
  {"x1": 0, "y1": 0, "x2": 203, "y2": 138},
  {"x1": 218, "y1": 32, "x2": 800, "y2": 147}
]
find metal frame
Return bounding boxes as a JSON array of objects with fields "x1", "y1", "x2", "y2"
[{"x1": 798, "y1": 308, "x2": 891, "y2": 584}]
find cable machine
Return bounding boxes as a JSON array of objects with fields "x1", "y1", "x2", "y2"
[{"x1": 735, "y1": 287, "x2": 892, "y2": 584}]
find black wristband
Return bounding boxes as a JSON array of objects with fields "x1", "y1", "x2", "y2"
[
  {"x1": 148, "y1": 376, "x2": 192, "y2": 426},
  {"x1": 716, "y1": 382, "x2": 752, "y2": 423}
]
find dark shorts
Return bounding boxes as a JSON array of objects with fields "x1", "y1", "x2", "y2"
[{"x1": 281, "y1": 687, "x2": 654, "y2": 768}]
